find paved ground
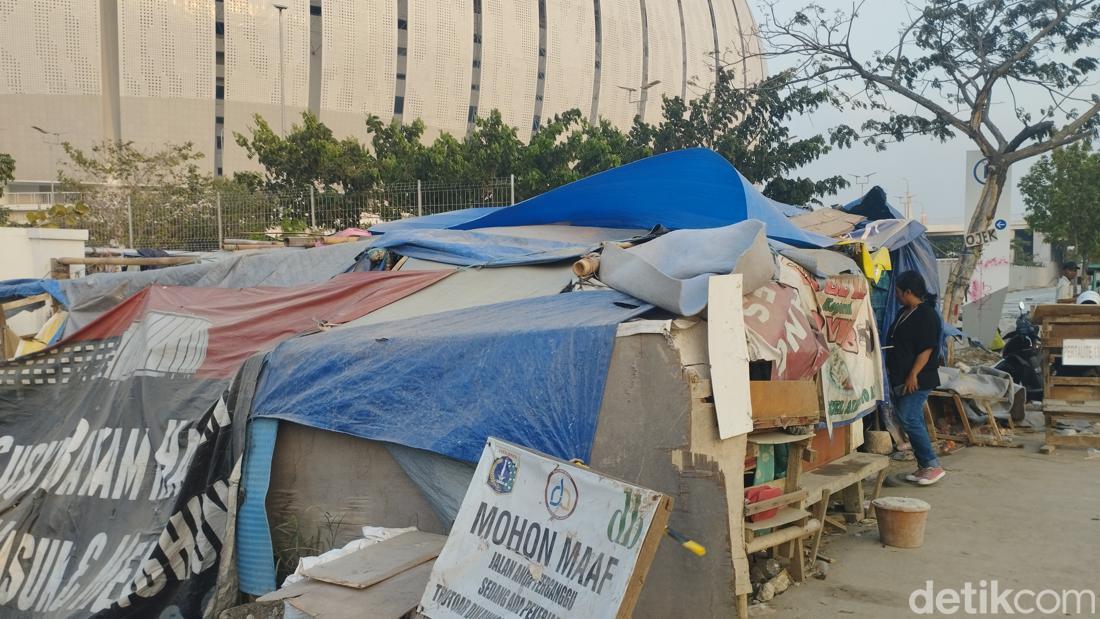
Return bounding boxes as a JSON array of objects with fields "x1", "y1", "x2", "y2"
[{"x1": 762, "y1": 432, "x2": 1100, "y2": 617}]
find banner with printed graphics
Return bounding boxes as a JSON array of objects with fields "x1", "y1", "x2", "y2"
[
  {"x1": 420, "y1": 438, "x2": 669, "y2": 619},
  {"x1": 777, "y1": 259, "x2": 884, "y2": 427},
  {"x1": 0, "y1": 270, "x2": 449, "y2": 617}
]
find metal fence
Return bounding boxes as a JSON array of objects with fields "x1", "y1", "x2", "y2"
[{"x1": 11, "y1": 177, "x2": 514, "y2": 251}]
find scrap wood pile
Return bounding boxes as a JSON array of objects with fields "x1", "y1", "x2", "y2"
[{"x1": 0, "y1": 148, "x2": 946, "y2": 618}]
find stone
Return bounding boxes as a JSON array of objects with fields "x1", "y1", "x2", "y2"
[
  {"x1": 762, "y1": 558, "x2": 783, "y2": 579},
  {"x1": 750, "y1": 564, "x2": 767, "y2": 585},
  {"x1": 811, "y1": 560, "x2": 830, "y2": 580},
  {"x1": 770, "y1": 569, "x2": 792, "y2": 595}
]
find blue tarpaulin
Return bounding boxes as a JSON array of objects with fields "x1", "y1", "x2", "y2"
[
  {"x1": 251, "y1": 290, "x2": 651, "y2": 463},
  {"x1": 453, "y1": 148, "x2": 832, "y2": 247},
  {"x1": 0, "y1": 278, "x2": 67, "y2": 307}
]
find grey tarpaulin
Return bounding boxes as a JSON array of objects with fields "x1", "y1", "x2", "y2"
[
  {"x1": 938, "y1": 366, "x2": 1025, "y2": 422},
  {"x1": 773, "y1": 243, "x2": 862, "y2": 279},
  {"x1": 345, "y1": 258, "x2": 574, "y2": 327},
  {"x1": 598, "y1": 220, "x2": 775, "y2": 315},
  {"x1": 58, "y1": 242, "x2": 369, "y2": 335}
]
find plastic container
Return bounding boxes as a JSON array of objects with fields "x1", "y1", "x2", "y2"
[{"x1": 872, "y1": 496, "x2": 930, "y2": 548}]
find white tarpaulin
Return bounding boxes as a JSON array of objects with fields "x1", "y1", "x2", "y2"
[{"x1": 419, "y1": 438, "x2": 669, "y2": 619}]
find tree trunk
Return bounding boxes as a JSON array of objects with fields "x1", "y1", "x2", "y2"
[{"x1": 941, "y1": 166, "x2": 1009, "y2": 324}]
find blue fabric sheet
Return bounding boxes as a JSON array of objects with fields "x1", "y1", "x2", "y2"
[
  {"x1": 359, "y1": 228, "x2": 597, "y2": 267},
  {"x1": 454, "y1": 149, "x2": 833, "y2": 248},
  {"x1": 251, "y1": 290, "x2": 651, "y2": 463},
  {"x1": 0, "y1": 278, "x2": 68, "y2": 307},
  {"x1": 368, "y1": 206, "x2": 504, "y2": 234},
  {"x1": 236, "y1": 418, "x2": 279, "y2": 595}
]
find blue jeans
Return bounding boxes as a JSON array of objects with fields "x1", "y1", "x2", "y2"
[{"x1": 895, "y1": 389, "x2": 941, "y2": 469}]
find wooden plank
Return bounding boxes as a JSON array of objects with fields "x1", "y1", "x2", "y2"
[
  {"x1": 785, "y1": 443, "x2": 805, "y2": 494},
  {"x1": 1043, "y1": 433, "x2": 1100, "y2": 448},
  {"x1": 286, "y1": 560, "x2": 435, "y2": 618},
  {"x1": 800, "y1": 452, "x2": 888, "y2": 508},
  {"x1": 1033, "y1": 303, "x2": 1100, "y2": 321},
  {"x1": 1048, "y1": 384, "x2": 1100, "y2": 403},
  {"x1": 748, "y1": 431, "x2": 815, "y2": 445},
  {"x1": 1052, "y1": 376, "x2": 1100, "y2": 386},
  {"x1": 745, "y1": 488, "x2": 808, "y2": 516},
  {"x1": 744, "y1": 507, "x2": 811, "y2": 532},
  {"x1": 808, "y1": 488, "x2": 831, "y2": 567},
  {"x1": 616, "y1": 496, "x2": 673, "y2": 619},
  {"x1": 749, "y1": 380, "x2": 821, "y2": 421},
  {"x1": 56, "y1": 256, "x2": 197, "y2": 267},
  {"x1": 1043, "y1": 402, "x2": 1100, "y2": 415},
  {"x1": 301, "y1": 531, "x2": 445, "y2": 589},
  {"x1": 707, "y1": 274, "x2": 754, "y2": 438},
  {"x1": 1, "y1": 294, "x2": 52, "y2": 314}
]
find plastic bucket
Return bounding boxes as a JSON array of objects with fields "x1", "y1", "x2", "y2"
[{"x1": 872, "y1": 496, "x2": 930, "y2": 548}]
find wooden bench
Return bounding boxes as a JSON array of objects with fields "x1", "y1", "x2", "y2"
[{"x1": 799, "y1": 451, "x2": 889, "y2": 564}]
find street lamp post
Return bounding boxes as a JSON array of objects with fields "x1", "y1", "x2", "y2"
[
  {"x1": 31, "y1": 125, "x2": 62, "y2": 205},
  {"x1": 617, "y1": 80, "x2": 662, "y2": 119},
  {"x1": 273, "y1": 3, "x2": 288, "y2": 135},
  {"x1": 847, "y1": 172, "x2": 877, "y2": 198}
]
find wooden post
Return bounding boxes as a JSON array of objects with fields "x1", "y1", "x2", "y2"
[{"x1": 615, "y1": 496, "x2": 673, "y2": 619}]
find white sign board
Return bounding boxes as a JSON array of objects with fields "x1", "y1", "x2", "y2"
[
  {"x1": 1062, "y1": 339, "x2": 1100, "y2": 366},
  {"x1": 419, "y1": 438, "x2": 668, "y2": 619},
  {"x1": 964, "y1": 227, "x2": 999, "y2": 248},
  {"x1": 962, "y1": 150, "x2": 1013, "y2": 346}
]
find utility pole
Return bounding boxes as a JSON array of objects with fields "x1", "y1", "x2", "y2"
[
  {"x1": 273, "y1": 3, "x2": 288, "y2": 135},
  {"x1": 895, "y1": 177, "x2": 915, "y2": 220}
]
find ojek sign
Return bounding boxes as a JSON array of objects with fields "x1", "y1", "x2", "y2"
[{"x1": 964, "y1": 150, "x2": 1011, "y2": 302}]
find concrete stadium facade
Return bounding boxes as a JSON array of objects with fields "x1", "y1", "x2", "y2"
[{"x1": 0, "y1": 0, "x2": 765, "y2": 186}]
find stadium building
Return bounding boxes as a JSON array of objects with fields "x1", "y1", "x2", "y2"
[{"x1": 0, "y1": 0, "x2": 764, "y2": 191}]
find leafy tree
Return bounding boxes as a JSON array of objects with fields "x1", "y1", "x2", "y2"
[
  {"x1": 0, "y1": 152, "x2": 13, "y2": 225},
  {"x1": 1020, "y1": 142, "x2": 1100, "y2": 272},
  {"x1": 233, "y1": 71, "x2": 853, "y2": 210},
  {"x1": 760, "y1": 0, "x2": 1100, "y2": 320},
  {"x1": 639, "y1": 66, "x2": 853, "y2": 205},
  {"x1": 58, "y1": 140, "x2": 214, "y2": 248},
  {"x1": 234, "y1": 113, "x2": 376, "y2": 194}
]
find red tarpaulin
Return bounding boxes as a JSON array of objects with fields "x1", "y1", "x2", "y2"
[{"x1": 61, "y1": 270, "x2": 452, "y2": 377}]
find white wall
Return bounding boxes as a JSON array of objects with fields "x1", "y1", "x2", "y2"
[
  {"x1": 479, "y1": 0, "x2": 540, "y2": 140},
  {"x1": 320, "y1": 0, "x2": 396, "y2": 129},
  {"x1": 541, "y1": 0, "x2": 595, "y2": 122},
  {"x1": 404, "y1": 0, "x2": 473, "y2": 138},
  {"x1": 0, "y1": 0, "x2": 103, "y2": 181},
  {"x1": 641, "y1": 0, "x2": 684, "y2": 124},
  {"x1": 0, "y1": 227, "x2": 87, "y2": 333}
]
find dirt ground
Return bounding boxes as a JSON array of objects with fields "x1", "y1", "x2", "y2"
[{"x1": 761, "y1": 432, "x2": 1100, "y2": 617}]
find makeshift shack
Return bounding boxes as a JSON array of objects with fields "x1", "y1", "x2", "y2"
[{"x1": 0, "y1": 148, "x2": 925, "y2": 619}]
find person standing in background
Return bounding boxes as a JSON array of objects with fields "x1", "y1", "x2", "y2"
[
  {"x1": 1056, "y1": 261, "x2": 1079, "y2": 301},
  {"x1": 886, "y1": 271, "x2": 946, "y2": 486}
]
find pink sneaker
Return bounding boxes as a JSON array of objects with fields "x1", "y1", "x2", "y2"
[{"x1": 915, "y1": 467, "x2": 945, "y2": 486}]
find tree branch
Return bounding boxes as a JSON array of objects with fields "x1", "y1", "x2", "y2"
[{"x1": 1005, "y1": 97, "x2": 1100, "y2": 162}]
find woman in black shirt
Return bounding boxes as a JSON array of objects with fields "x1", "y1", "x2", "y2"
[{"x1": 886, "y1": 271, "x2": 945, "y2": 486}]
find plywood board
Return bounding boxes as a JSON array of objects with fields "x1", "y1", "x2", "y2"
[
  {"x1": 749, "y1": 380, "x2": 821, "y2": 421},
  {"x1": 287, "y1": 560, "x2": 435, "y2": 618},
  {"x1": 707, "y1": 274, "x2": 754, "y2": 438},
  {"x1": 302, "y1": 531, "x2": 445, "y2": 589}
]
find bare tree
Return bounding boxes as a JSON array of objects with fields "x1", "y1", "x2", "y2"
[{"x1": 759, "y1": 0, "x2": 1100, "y2": 321}]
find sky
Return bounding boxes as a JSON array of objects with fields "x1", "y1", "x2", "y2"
[{"x1": 758, "y1": 0, "x2": 1076, "y2": 224}]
